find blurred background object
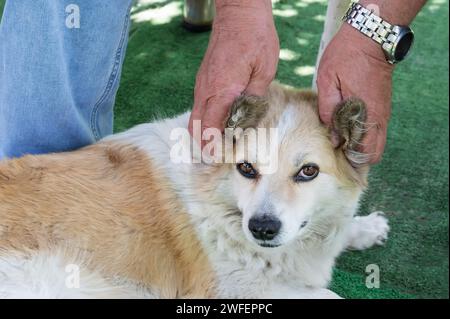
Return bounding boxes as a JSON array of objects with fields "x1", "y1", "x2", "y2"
[{"x1": 183, "y1": 0, "x2": 215, "y2": 32}]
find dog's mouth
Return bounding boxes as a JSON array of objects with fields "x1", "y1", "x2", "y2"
[
  {"x1": 258, "y1": 241, "x2": 281, "y2": 248},
  {"x1": 251, "y1": 220, "x2": 309, "y2": 249}
]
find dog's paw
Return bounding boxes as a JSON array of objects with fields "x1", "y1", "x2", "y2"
[{"x1": 346, "y1": 211, "x2": 390, "y2": 250}]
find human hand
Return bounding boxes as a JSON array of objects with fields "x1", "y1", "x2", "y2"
[
  {"x1": 188, "y1": 0, "x2": 279, "y2": 146},
  {"x1": 317, "y1": 23, "x2": 395, "y2": 164}
]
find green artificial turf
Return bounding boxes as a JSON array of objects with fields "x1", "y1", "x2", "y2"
[
  {"x1": 116, "y1": 0, "x2": 449, "y2": 299},
  {"x1": 1, "y1": 0, "x2": 448, "y2": 299}
]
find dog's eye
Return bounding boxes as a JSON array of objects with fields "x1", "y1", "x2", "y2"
[
  {"x1": 294, "y1": 164, "x2": 319, "y2": 182},
  {"x1": 237, "y1": 162, "x2": 258, "y2": 179}
]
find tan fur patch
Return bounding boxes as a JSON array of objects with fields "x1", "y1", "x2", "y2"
[{"x1": 0, "y1": 142, "x2": 216, "y2": 298}]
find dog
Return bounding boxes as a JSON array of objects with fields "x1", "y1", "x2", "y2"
[{"x1": 0, "y1": 82, "x2": 389, "y2": 298}]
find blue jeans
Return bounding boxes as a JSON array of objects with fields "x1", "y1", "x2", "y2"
[{"x1": 0, "y1": 0, "x2": 133, "y2": 159}]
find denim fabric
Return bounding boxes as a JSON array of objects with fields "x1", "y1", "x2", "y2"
[{"x1": 0, "y1": 0, "x2": 133, "y2": 159}]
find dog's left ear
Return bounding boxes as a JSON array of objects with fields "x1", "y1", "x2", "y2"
[
  {"x1": 332, "y1": 98, "x2": 369, "y2": 167},
  {"x1": 226, "y1": 95, "x2": 269, "y2": 130}
]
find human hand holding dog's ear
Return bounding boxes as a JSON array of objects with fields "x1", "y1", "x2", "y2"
[
  {"x1": 317, "y1": 23, "x2": 394, "y2": 164},
  {"x1": 189, "y1": 0, "x2": 279, "y2": 146}
]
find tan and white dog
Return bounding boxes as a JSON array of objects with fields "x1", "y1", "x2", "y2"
[{"x1": 0, "y1": 83, "x2": 389, "y2": 298}]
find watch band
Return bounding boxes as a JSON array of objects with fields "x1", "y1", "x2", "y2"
[{"x1": 343, "y1": 2, "x2": 401, "y2": 62}]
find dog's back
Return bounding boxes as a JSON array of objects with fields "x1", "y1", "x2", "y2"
[{"x1": 0, "y1": 142, "x2": 215, "y2": 298}]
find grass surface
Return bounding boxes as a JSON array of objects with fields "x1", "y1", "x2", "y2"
[
  {"x1": 116, "y1": 0, "x2": 449, "y2": 299},
  {"x1": 1, "y1": 0, "x2": 448, "y2": 298}
]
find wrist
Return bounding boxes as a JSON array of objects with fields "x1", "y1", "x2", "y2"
[
  {"x1": 214, "y1": 0, "x2": 274, "y2": 31},
  {"x1": 358, "y1": 0, "x2": 426, "y2": 25},
  {"x1": 340, "y1": 0, "x2": 419, "y2": 66}
]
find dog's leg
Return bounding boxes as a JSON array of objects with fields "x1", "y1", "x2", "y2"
[{"x1": 346, "y1": 212, "x2": 390, "y2": 250}]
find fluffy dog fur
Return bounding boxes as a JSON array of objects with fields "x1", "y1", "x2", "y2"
[{"x1": 0, "y1": 83, "x2": 389, "y2": 298}]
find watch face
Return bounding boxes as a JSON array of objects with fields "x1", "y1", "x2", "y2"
[{"x1": 395, "y1": 29, "x2": 415, "y2": 62}]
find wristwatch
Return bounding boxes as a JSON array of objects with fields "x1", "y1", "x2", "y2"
[{"x1": 343, "y1": 2, "x2": 415, "y2": 64}]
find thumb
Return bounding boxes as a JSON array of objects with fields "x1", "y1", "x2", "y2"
[
  {"x1": 317, "y1": 77, "x2": 343, "y2": 147},
  {"x1": 361, "y1": 120, "x2": 387, "y2": 164},
  {"x1": 317, "y1": 80, "x2": 343, "y2": 126},
  {"x1": 201, "y1": 94, "x2": 237, "y2": 148}
]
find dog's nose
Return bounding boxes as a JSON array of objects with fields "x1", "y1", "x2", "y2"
[{"x1": 248, "y1": 215, "x2": 281, "y2": 241}]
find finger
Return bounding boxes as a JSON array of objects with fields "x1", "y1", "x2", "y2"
[
  {"x1": 188, "y1": 102, "x2": 204, "y2": 137},
  {"x1": 199, "y1": 83, "x2": 245, "y2": 136},
  {"x1": 189, "y1": 68, "x2": 209, "y2": 138},
  {"x1": 360, "y1": 122, "x2": 387, "y2": 164},
  {"x1": 188, "y1": 103, "x2": 205, "y2": 153},
  {"x1": 201, "y1": 96, "x2": 235, "y2": 134},
  {"x1": 189, "y1": 84, "x2": 206, "y2": 148},
  {"x1": 371, "y1": 126, "x2": 387, "y2": 164},
  {"x1": 360, "y1": 126, "x2": 378, "y2": 161},
  {"x1": 245, "y1": 77, "x2": 271, "y2": 97},
  {"x1": 200, "y1": 95, "x2": 236, "y2": 148},
  {"x1": 317, "y1": 77, "x2": 343, "y2": 147},
  {"x1": 317, "y1": 78, "x2": 343, "y2": 126}
]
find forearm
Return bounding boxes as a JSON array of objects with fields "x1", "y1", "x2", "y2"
[
  {"x1": 215, "y1": 0, "x2": 272, "y2": 10},
  {"x1": 359, "y1": 0, "x2": 427, "y2": 25}
]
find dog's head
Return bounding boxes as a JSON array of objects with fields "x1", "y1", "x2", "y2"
[{"x1": 224, "y1": 83, "x2": 369, "y2": 248}]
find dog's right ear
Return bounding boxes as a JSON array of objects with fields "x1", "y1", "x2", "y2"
[
  {"x1": 226, "y1": 95, "x2": 269, "y2": 131},
  {"x1": 332, "y1": 98, "x2": 369, "y2": 167}
]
